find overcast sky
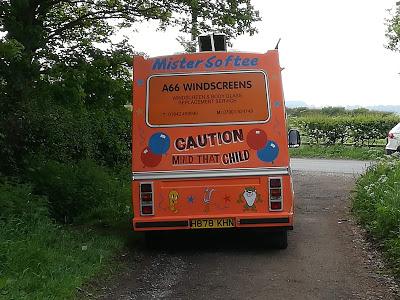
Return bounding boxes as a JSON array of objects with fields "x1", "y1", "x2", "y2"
[{"x1": 125, "y1": 0, "x2": 399, "y2": 107}]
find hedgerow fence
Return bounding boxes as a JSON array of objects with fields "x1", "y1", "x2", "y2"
[{"x1": 289, "y1": 115, "x2": 400, "y2": 146}]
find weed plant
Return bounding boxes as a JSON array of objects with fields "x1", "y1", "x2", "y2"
[{"x1": 352, "y1": 157, "x2": 400, "y2": 276}]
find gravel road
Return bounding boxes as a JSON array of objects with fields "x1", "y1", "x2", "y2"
[
  {"x1": 291, "y1": 158, "x2": 373, "y2": 174},
  {"x1": 93, "y1": 169, "x2": 398, "y2": 300}
]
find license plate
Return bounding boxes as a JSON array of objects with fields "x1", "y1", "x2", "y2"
[{"x1": 190, "y1": 218, "x2": 235, "y2": 229}]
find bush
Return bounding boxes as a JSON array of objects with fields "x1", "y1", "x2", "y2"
[
  {"x1": 296, "y1": 115, "x2": 350, "y2": 145},
  {"x1": 0, "y1": 180, "x2": 49, "y2": 222},
  {"x1": 90, "y1": 108, "x2": 132, "y2": 169},
  {"x1": 30, "y1": 104, "x2": 131, "y2": 169},
  {"x1": 26, "y1": 159, "x2": 131, "y2": 225},
  {"x1": 0, "y1": 101, "x2": 131, "y2": 177},
  {"x1": 352, "y1": 158, "x2": 400, "y2": 275},
  {"x1": 286, "y1": 106, "x2": 394, "y2": 118},
  {"x1": 295, "y1": 114, "x2": 400, "y2": 146}
]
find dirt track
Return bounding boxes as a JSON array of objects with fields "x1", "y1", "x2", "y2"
[{"x1": 93, "y1": 171, "x2": 398, "y2": 300}]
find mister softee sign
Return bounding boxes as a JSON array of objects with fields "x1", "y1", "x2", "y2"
[{"x1": 152, "y1": 55, "x2": 259, "y2": 71}]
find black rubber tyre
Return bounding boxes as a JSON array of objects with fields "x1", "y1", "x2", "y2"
[
  {"x1": 271, "y1": 230, "x2": 288, "y2": 249},
  {"x1": 144, "y1": 231, "x2": 162, "y2": 249},
  {"x1": 386, "y1": 149, "x2": 396, "y2": 155}
]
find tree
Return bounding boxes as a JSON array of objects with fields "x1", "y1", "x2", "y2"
[
  {"x1": 0, "y1": 0, "x2": 176, "y2": 106},
  {"x1": 0, "y1": 0, "x2": 261, "y2": 107},
  {"x1": 1, "y1": 0, "x2": 260, "y2": 89},
  {"x1": 385, "y1": 3, "x2": 400, "y2": 52},
  {"x1": 0, "y1": 0, "x2": 260, "y2": 176}
]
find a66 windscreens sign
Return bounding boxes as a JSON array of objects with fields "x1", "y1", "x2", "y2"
[{"x1": 146, "y1": 70, "x2": 270, "y2": 127}]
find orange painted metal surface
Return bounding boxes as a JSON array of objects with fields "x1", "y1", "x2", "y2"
[{"x1": 132, "y1": 50, "x2": 294, "y2": 231}]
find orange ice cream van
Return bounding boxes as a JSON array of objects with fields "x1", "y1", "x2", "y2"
[{"x1": 132, "y1": 43, "x2": 300, "y2": 248}]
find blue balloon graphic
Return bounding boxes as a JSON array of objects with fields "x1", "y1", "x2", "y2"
[
  {"x1": 149, "y1": 132, "x2": 170, "y2": 154},
  {"x1": 257, "y1": 140, "x2": 279, "y2": 163}
]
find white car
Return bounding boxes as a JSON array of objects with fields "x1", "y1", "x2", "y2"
[{"x1": 386, "y1": 122, "x2": 400, "y2": 155}]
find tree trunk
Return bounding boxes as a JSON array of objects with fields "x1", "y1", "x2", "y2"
[
  {"x1": 188, "y1": 4, "x2": 199, "y2": 52},
  {"x1": 190, "y1": 7, "x2": 199, "y2": 42}
]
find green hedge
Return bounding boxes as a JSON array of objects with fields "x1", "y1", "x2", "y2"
[
  {"x1": 0, "y1": 102, "x2": 131, "y2": 176},
  {"x1": 290, "y1": 114, "x2": 400, "y2": 146}
]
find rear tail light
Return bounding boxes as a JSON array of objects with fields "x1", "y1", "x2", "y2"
[
  {"x1": 269, "y1": 177, "x2": 283, "y2": 211},
  {"x1": 140, "y1": 183, "x2": 154, "y2": 216},
  {"x1": 388, "y1": 132, "x2": 395, "y2": 139},
  {"x1": 270, "y1": 201, "x2": 282, "y2": 210},
  {"x1": 141, "y1": 193, "x2": 152, "y2": 203},
  {"x1": 270, "y1": 178, "x2": 282, "y2": 188},
  {"x1": 141, "y1": 205, "x2": 153, "y2": 215},
  {"x1": 270, "y1": 189, "x2": 282, "y2": 198}
]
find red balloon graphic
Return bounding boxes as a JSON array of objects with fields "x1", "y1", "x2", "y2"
[
  {"x1": 246, "y1": 129, "x2": 268, "y2": 150},
  {"x1": 141, "y1": 147, "x2": 162, "y2": 167}
]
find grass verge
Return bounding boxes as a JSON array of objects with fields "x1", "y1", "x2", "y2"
[
  {"x1": 289, "y1": 145, "x2": 385, "y2": 160},
  {"x1": 0, "y1": 179, "x2": 129, "y2": 299},
  {"x1": 0, "y1": 220, "x2": 125, "y2": 300},
  {"x1": 352, "y1": 159, "x2": 400, "y2": 276}
]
